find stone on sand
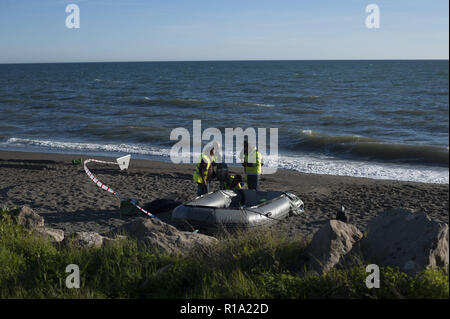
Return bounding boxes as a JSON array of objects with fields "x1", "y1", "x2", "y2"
[
  {"x1": 14, "y1": 205, "x2": 44, "y2": 230},
  {"x1": 110, "y1": 217, "x2": 218, "y2": 255},
  {"x1": 63, "y1": 231, "x2": 104, "y2": 248},
  {"x1": 33, "y1": 227, "x2": 65, "y2": 242},
  {"x1": 13, "y1": 206, "x2": 64, "y2": 242},
  {"x1": 305, "y1": 219, "x2": 363, "y2": 273},
  {"x1": 360, "y1": 208, "x2": 449, "y2": 274}
]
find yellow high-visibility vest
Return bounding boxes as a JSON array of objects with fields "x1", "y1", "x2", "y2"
[
  {"x1": 244, "y1": 148, "x2": 262, "y2": 175},
  {"x1": 193, "y1": 154, "x2": 211, "y2": 183},
  {"x1": 224, "y1": 175, "x2": 242, "y2": 190}
]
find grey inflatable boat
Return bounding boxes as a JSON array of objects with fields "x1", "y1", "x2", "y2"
[{"x1": 172, "y1": 189, "x2": 304, "y2": 233}]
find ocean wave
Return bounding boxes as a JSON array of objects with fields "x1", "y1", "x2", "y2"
[
  {"x1": 317, "y1": 115, "x2": 367, "y2": 127},
  {"x1": 128, "y1": 96, "x2": 209, "y2": 108},
  {"x1": 410, "y1": 90, "x2": 449, "y2": 96},
  {"x1": 76, "y1": 124, "x2": 169, "y2": 144},
  {"x1": 0, "y1": 124, "x2": 18, "y2": 130},
  {"x1": 268, "y1": 95, "x2": 320, "y2": 104},
  {"x1": 373, "y1": 109, "x2": 428, "y2": 116},
  {"x1": 117, "y1": 125, "x2": 161, "y2": 132},
  {"x1": 0, "y1": 98, "x2": 20, "y2": 103},
  {"x1": 298, "y1": 130, "x2": 380, "y2": 144},
  {"x1": 1, "y1": 137, "x2": 447, "y2": 184},
  {"x1": 293, "y1": 130, "x2": 449, "y2": 166},
  {"x1": 273, "y1": 154, "x2": 449, "y2": 184},
  {"x1": 2, "y1": 138, "x2": 171, "y2": 157},
  {"x1": 237, "y1": 101, "x2": 275, "y2": 108},
  {"x1": 282, "y1": 106, "x2": 322, "y2": 115}
]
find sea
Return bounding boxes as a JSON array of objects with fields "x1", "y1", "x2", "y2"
[{"x1": 0, "y1": 60, "x2": 448, "y2": 184}]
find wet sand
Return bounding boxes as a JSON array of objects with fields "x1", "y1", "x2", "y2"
[{"x1": 0, "y1": 150, "x2": 448, "y2": 240}]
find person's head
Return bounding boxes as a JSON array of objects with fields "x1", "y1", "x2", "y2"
[{"x1": 206, "y1": 141, "x2": 220, "y2": 158}]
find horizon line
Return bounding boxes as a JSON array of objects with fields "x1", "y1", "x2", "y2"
[{"x1": 0, "y1": 58, "x2": 449, "y2": 65}]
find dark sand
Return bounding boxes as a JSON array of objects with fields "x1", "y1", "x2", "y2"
[{"x1": 0, "y1": 150, "x2": 448, "y2": 240}]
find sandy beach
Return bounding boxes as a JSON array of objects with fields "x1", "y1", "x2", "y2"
[{"x1": 0, "y1": 150, "x2": 448, "y2": 240}]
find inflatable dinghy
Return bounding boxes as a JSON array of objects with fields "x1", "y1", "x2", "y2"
[{"x1": 172, "y1": 190, "x2": 304, "y2": 233}]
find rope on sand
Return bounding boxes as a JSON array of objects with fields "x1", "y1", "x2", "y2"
[{"x1": 83, "y1": 157, "x2": 159, "y2": 219}]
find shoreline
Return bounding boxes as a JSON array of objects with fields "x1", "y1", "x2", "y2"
[
  {"x1": 0, "y1": 148, "x2": 448, "y2": 185},
  {"x1": 0, "y1": 149, "x2": 448, "y2": 239},
  {"x1": 0, "y1": 144, "x2": 448, "y2": 185}
]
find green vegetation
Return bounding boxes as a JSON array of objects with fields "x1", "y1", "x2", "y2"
[{"x1": 0, "y1": 207, "x2": 448, "y2": 299}]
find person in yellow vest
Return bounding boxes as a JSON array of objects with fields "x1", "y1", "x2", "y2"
[
  {"x1": 223, "y1": 174, "x2": 243, "y2": 191},
  {"x1": 193, "y1": 147, "x2": 216, "y2": 196},
  {"x1": 241, "y1": 141, "x2": 263, "y2": 191}
]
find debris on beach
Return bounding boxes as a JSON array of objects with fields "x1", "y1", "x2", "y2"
[{"x1": 335, "y1": 205, "x2": 348, "y2": 223}]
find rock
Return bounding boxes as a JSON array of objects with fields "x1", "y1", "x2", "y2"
[
  {"x1": 12, "y1": 206, "x2": 64, "y2": 242},
  {"x1": 14, "y1": 206, "x2": 44, "y2": 230},
  {"x1": 34, "y1": 227, "x2": 65, "y2": 242},
  {"x1": 64, "y1": 231, "x2": 104, "y2": 248},
  {"x1": 305, "y1": 219, "x2": 363, "y2": 273},
  {"x1": 109, "y1": 217, "x2": 218, "y2": 255},
  {"x1": 360, "y1": 208, "x2": 449, "y2": 274}
]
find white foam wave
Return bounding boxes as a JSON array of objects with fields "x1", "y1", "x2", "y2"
[
  {"x1": 2, "y1": 137, "x2": 448, "y2": 184},
  {"x1": 241, "y1": 102, "x2": 274, "y2": 108},
  {"x1": 269, "y1": 154, "x2": 449, "y2": 185},
  {"x1": 2, "y1": 138, "x2": 171, "y2": 158}
]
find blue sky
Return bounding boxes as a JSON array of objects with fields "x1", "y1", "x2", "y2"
[{"x1": 0, "y1": 0, "x2": 448, "y2": 63}]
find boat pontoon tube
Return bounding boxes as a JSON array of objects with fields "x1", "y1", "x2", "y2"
[{"x1": 172, "y1": 189, "x2": 304, "y2": 232}]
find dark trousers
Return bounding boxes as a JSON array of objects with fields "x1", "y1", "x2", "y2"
[
  {"x1": 197, "y1": 183, "x2": 210, "y2": 196},
  {"x1": 246, "y1": 174, "x2": 260, "y2": 191}
]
